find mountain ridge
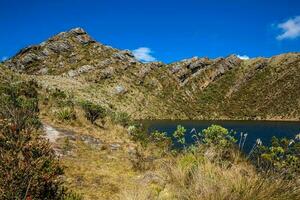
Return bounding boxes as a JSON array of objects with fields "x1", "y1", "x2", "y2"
[{"x1": 2, "y1": 27, "x2": 300, "y2": 120}]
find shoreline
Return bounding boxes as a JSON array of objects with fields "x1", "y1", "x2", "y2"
[{"x1": 137, "y1": 117, "x2": 300, "y2": 123}]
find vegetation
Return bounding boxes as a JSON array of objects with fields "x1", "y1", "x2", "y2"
[
  {"x1": 80, "y1": 100, "x2": 106, "y2": 124},
  {"x1": 1, "y1": 29, "x2": 300, "y2": 199},
  {"x1": 250, "y1": 135, "x2": 300, "y2": 178},
  {"x1": 0, "y1": 77, "x2": 81, "y2": 200},
  {"x1": 111, "y1": 111, "x2": 131, "y2": 126},
  {"x1": 55, "y1": 107, "x2": 77, "y2": 121},
  {"x1": 162, "y1": 151, "x2": 299, "y2": 200},
  {"x1": 122, "y1": 125, "x2": 300, "y2": 200},
  {"x1": 173, "y1": 125, "x2": 187, "y2": 147}
]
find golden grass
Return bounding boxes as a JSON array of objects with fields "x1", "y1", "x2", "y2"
[
  {"x1": 159, "y1": 151, "x2": 300, "y2": 200},
  {"x1": 38, "y1": 95, "x2": 300, "y2": 200},
  {"x1": 41, "y1": 109, "x2": 300, "y2": 200}
]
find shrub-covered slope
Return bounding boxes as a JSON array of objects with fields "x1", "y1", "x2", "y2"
[{"x1": 2, "y1": 28, "x2": 300, "y2": 120}]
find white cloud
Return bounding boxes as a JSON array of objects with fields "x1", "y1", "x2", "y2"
[
  {"x1": 237, "y1": 54, "x2": 250, "y2": 60},
  {"x1": 132, "y1": 47, "x2": 156, "y2": 62},
  {"x1": 276, "y1": 16, "x2": 300, "y2": 40},
  {"x1": 1, "y1": 56, "x2": 8, "y2": 62}
]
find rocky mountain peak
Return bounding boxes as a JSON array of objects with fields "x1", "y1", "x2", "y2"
[{"x1": 2, "y1": 27, "x2": 138, "y2": 75}]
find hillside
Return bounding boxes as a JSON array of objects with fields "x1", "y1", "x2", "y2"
[
  {"x1": 2, "y1": 27, "x2": 300, "y2": 120},
  {"x1": 1, "y1": 28, "x2": 300, "y2": 200}
]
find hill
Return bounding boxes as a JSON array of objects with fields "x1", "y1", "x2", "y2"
[{"x1": 2, "y1": 27, "x2": 300, "y2": 120}]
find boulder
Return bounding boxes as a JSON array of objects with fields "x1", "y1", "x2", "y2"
[
  {"x1": 75, "y1": 34, "x2": 93, "y2": 44},
  {"x1": 114, "y1": 85, "x2": 127, "y2": 94},
  {"x1": 21, "y1": 53, "x2": 40, "y2": 65},
  {"x1": 138, "y1": 66, "x2": 152, "y2": 79},
  {"x1": 67, "y1": 65, "x2": 94, "y2": 77},
  {"x1": 47, "y1": 41, "x2": 72, "y2": 53},
  {"x1": 170, "y1": 65, "x2": 181, "y2": 74},
  {"x1": 69, "y1": 27, "x2": 86, "y2": 35},
  {"x1": 98, "y1": 67, "x2": 114, "y2": 79}
]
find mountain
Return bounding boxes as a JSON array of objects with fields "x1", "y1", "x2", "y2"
[{"x1": 2, "y1": 28, "x2": 300, "y2": 120}]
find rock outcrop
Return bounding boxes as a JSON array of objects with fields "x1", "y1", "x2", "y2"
[{"x1": 2, "y1": 28, "x2": 300, "y2": 121}]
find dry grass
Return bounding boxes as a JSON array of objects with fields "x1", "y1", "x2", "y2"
[
  {"x1": 41, "y1": 110, "x2": 300, "y2": 200},
  {"x1": 41, "y1": 119, "x2": 139, "y2": 199},
  {"x1": 37, "y1": 88, "x2": 300, "y2": 200},
  {"x1": 160, "y1": 151, "x2": 300, "y2": 200}
]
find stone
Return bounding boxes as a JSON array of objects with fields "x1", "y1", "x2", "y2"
[
  {"x1": 47, "y1": 41, "x2": 72, "y2": 53},
  {"x1": 80, "y1": 135, "x2": 102, "y2": 148},
  {"x1": 110, "y1": 143, "x2": 121, "y2": 150},
  {"x1": 114, "y1": 85, "x2": 127, "y2": 94},
  {"x1": 69, "y1": 27, "x2": 86, "y2": 35},
  {"x1": 75, "y1": 34, "x2": 94, "y2": 44},
  {"x1": 120, "y1": 50, "x2": 134, "y2": 58},
  {"x1": 170, "y1": 65, "x2": 181, "y2": 74},
  {"x1": 138, "y1": 66, "x2": 152, "y2": 79},
  {"x1": 67, "y1": 70, "x2": 77, "y2": 77},
  {"x1": 41, "y1": 48, "x2": 52, "y2": 56},
  {"x1": 188, "y1": 58, "x2": 211, "y2": 71},
  {"x1": 112, "y1": 50, "x2": 135, "y2": 61},
  {"x1": 67, "y1": 65, "x2": 94, "y2": 77},
  {"x1": 226, "y1": 54, "x2": 242, "y2": 66},
  {"x1": 99, "y1": 67, "x2": 114, "y2": 79},
  {"x1": 37, "y1": 67, "x2": 49, "y2": 75},
  {"x1": 21, "y1": 53, "x2": 39, "y2": 65}
]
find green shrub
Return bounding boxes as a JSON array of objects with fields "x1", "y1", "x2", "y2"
[
  {"x1": 0, "y1": 79, "x2": 68, "y2": 199},
  {"x1": 199, "y1": 125, "x2": 236, "y2": 149},
  {"x1": 80, "y1": 100, "x2": 106, "y2": 124},
  {"x1": 0, "y1": 79, "x2": 41, "y2": 132},
  {"x1": 150, "y1": 130, "x2": 172, "y2": 150},
  {"x1": 55, "y1": 107, "x2": 76, "y2": 121},
  {"x1": 250, "y1": 136, "x2": 300, "y2": 178},
  {"x1": 128, "y1": 124, "x2": 149, "y2": 146},
  {"x1": 151, "y1": 130, "x2": 170, "y2": 143},
  {"x1": 173, "y1": 125, "x2": 187, "y2": 146}
]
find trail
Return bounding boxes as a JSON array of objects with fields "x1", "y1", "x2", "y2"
[{"x1": 43, "y1": 124, "x2": 61, "y2": 142}]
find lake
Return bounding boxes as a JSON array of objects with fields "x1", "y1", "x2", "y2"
[{"x1": 143, "y1": 120, "x2": 300, "y2": 153}]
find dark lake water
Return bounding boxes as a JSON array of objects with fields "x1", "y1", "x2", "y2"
[{"x1": 142, "y1": 120, "x2": 300, "y2": 152}]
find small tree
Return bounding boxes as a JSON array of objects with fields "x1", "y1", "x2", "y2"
[{"x1": 80, "y1": 100, "x2": 106, "y2": 124}]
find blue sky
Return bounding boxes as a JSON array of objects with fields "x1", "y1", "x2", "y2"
[{"x1": 0, "y1": 0, "x2": 300, "y2": 63}]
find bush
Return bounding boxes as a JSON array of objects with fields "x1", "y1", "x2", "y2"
[
  {"x1": 173, "y1": 125, "x2": 187, "y2": 146},
  {"x1": 0, "y1": 79, "x2": 40, "y2": 132},
  {"x1": 198, "y1": 125, "x2": 236, "y2": 149},
  {"x1": 128, "y1": 124, "x2": 149, "y2": 146},
  {"x1": 80, "y1": 100, "x2": 106, "y2": 124},
  {"x1": 250, "y1": 136, "x2": 300, "y2": 178},
  {"x1": 0, "y1": 79, "x2": 69, "y2": 199},
  {"x1": 0, "y1": 80, "x2": 78, "y2": 200},
  {"x1": 0, "y1": 127, "x2": 66, "y2": 199},
  {"x1": 55, "y1": 107, "x2": 76, "y2": 121},
  {"x1": 151, "y1": 130, "x2": 171, "y2": 146}
]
